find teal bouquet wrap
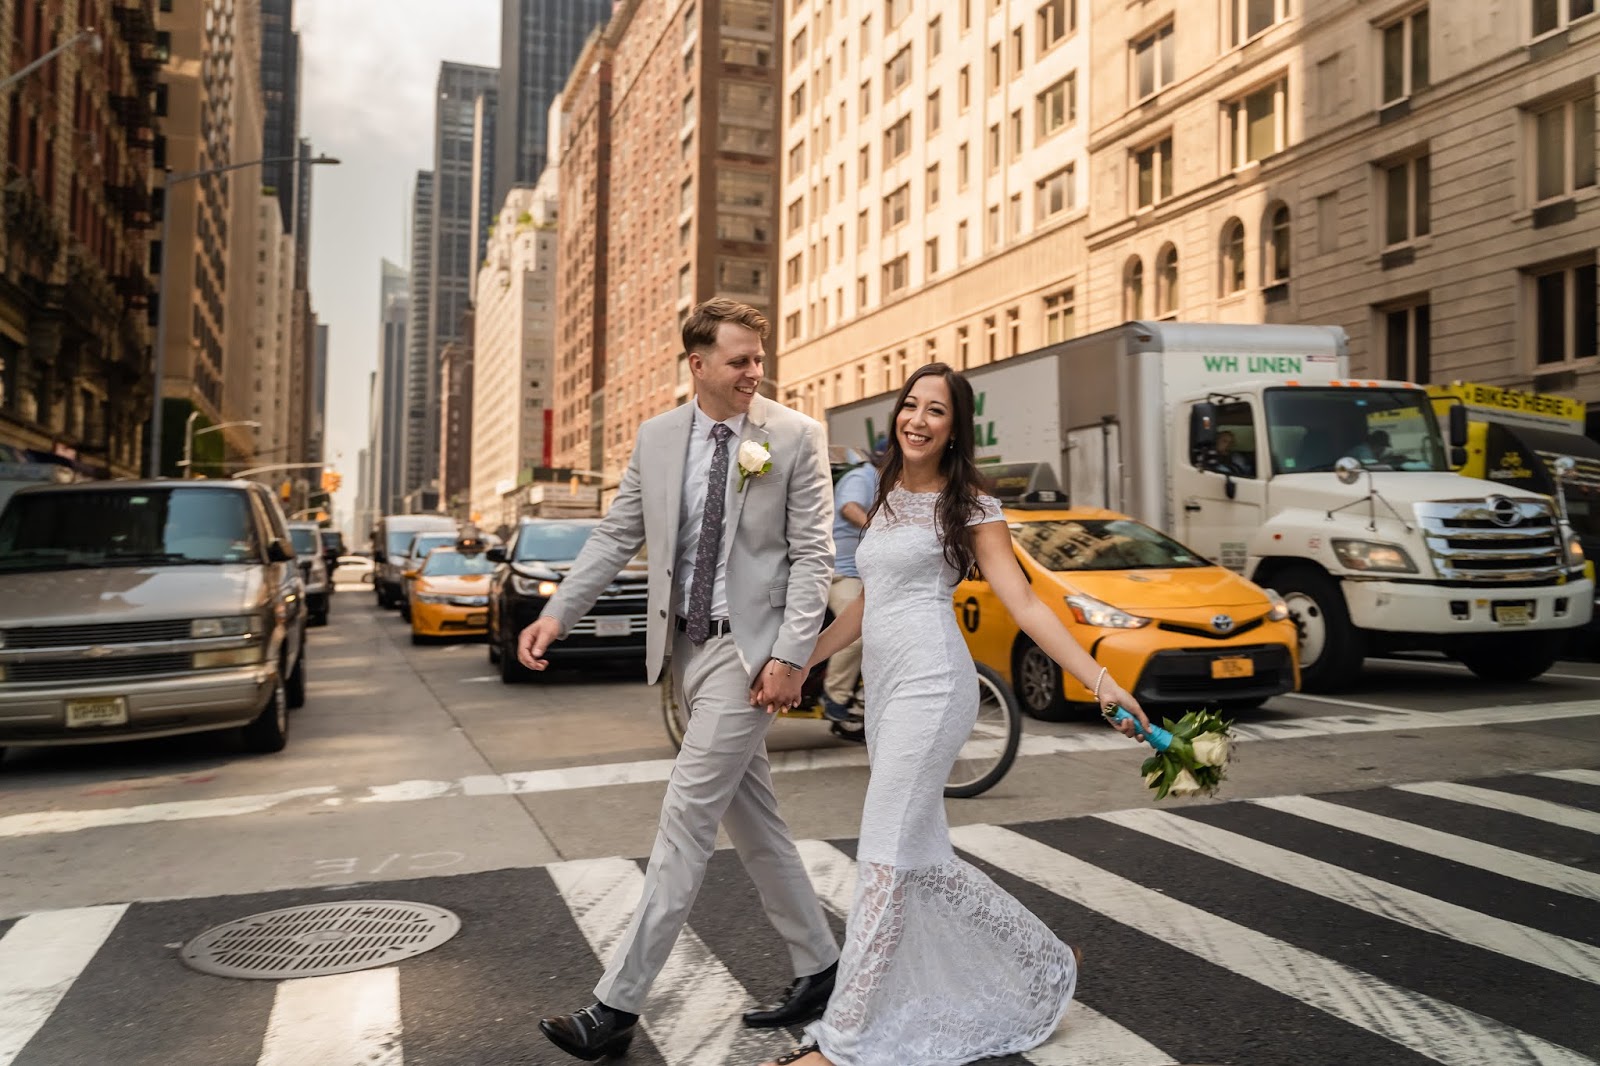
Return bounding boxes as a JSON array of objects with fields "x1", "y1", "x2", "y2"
[{"x1": 1106, "y1": 707, "x2": 1235, "y2": 799}]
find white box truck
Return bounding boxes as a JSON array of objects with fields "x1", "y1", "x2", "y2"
[{"x1": 826, "y1": 321, "x2": 1592, "y2": 691}]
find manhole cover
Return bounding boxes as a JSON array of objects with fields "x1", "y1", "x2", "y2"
[{"x1": 180, "y1": 900, "x2": 461, "y2": 979}]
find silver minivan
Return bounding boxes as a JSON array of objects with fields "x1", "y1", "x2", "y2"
[{"x1": 0, "y1": 480, "x2": 309, "y2": 761}]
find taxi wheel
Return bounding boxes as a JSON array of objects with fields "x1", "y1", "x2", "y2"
[{"x1": 1014, "y1": 641, "x2": 1073, "y2": 721}]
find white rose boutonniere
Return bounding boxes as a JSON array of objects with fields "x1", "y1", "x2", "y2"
[{"x1": 736, "y1": 440, "x2": 772, "y2": 492}]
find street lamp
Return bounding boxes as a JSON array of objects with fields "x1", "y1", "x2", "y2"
[
  {"x1": 0, "y1": 28, "x2": 102, "y2": 93},
  {"x1": 180, "y1": 417, "x2": 260, "y2": 478},
  {"x1": 147, "y1": 152, "x2": 341, "y2": 477}
]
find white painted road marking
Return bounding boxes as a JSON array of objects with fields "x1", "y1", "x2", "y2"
[
  {"x1": 1395, "y1": 781, "x2": 1600, "y2": 834},
  {"x1": 1539, "y1": 768, "x2": 1600, "y2": 787},
  {"x1": 2, "y1": 701, "x2": 1599, "y2": 841},
  {"x1": 953, "y1": 825, "x2": 1596, "y2": 1066},
  {"x1": 256, "y1": 968, "x2": 403, "y2": 1066},
  {"x1": 0, "y1": 905, "x2": 127, "y2": 1066}
]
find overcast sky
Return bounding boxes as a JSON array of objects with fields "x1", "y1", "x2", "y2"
[{"x1": 298, "y1": 0, "x2": 499, "y2": 536}]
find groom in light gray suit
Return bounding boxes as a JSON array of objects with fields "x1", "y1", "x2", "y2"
[{"x1": 518, "y1": 298, "x2": 841, "y2": 1061}]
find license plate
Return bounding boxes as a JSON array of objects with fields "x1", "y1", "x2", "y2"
[
  {"x1": 1211, "y1": 656, "x2": 1255, "y2": 680},
  {"x1": 466, "y1": 612, "x2": 488, "y2": 626},
  {"x1": 594, "y1": 618, "x2": 631, "y2": 638},
  {"x1": 65, "y1": 697, "x2": 129, "y2": 729},
  {"x1": 1493, "y1": 602, "x2": 1532, "y2": 626}
]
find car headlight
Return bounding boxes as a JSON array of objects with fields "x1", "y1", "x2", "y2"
[
  {"x1": 1331, "y1": 539, "x2": 1418, "y2": 573},
  {"x1": 512, "y1": 574, "x2": 560, "y2": 598},
  {"x1": 193, "y1": 646, "x2": 265, "y2": 668},
  {"x1": 192, "y1": 616, "x2": 253, "y2": 638},
  {"x1": 1065, "y1": 593, "x2": 1150, "y2": 629},
  {"x1": 417, "y1": 592, "x2": 450, "y2": 604},
  {"x1": 1264, "y1": 587, "x2": 1290, "y2": 622}
]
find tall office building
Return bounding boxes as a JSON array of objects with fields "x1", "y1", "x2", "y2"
[
  {"x1": 251, "y1": 197, "x2": 295, "y2": 466},
  {"x1": 374, "y1": 261, "x2": 410, "y2": 520},
  {"x1": 403, "y1": 171, "x2": 435, "y2": 500},
  {"x1": 469, "y1": 89, "x2": 500, "y2": 272},
  {"x1": 495, "y1": 0, "x2": 613, "y2": 208},
  {"x1": 260, "y1": 0, "x2": 299, "y2": 233}
]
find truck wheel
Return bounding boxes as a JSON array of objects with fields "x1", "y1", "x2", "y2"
[
  {"x1": 1013, "y1": 640, "x2": 1073, "y2": 721},
  {"x1": 1455, "y1": 634, "x2": 1561, "y2": 683},
  {"x1": 242, "y1": 677, "x2": 289, "y2": 753},
  {"x1": 284, "y1": 651, "x2": 306, "y2": 710},
  {"x1": 1270, "y1": 567, "x2": 1365, "y2": 693}
]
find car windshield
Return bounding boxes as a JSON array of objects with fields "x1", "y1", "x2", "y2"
[
  {"x1": 1013, "y1": 519, "x2": 1209, "y2": 571},
  {"x1": 408, "y1": 533, "x2": 456, "y2": 559},
  {"x1": 0, "y1": 488, "x2": 260, "y2": 572},
  {"x1": 423, "y1": 550, "x2": 496, "y2": 576},
  {"x1": 513, "y1": 523, "x2": 596, "y2": 562},
  {"x1": 288, "y1": 527, "x2": 320, "y2": 555},
  {"x1": 1266, "y1": 387, "x2": 1449, "y2": 474}
]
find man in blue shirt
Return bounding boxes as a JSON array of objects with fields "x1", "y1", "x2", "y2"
[{"x1": 822, "y1": 448, "x2": 880, "y2": 721}]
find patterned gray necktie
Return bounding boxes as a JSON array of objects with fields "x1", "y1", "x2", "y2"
[{"x1": 685, "y1": 423, "x2": 733, "y2": 644}]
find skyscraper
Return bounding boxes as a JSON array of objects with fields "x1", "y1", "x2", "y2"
[
  {"x1": 494, "y1": 0, "x2": 612, "y2": 208},
  {"x1": 374, "y1": 261, "x2": 410, "y2": 519},
  {"x1": 260, "y1": 0, "x2": 299, "y2": 233},
  {"x1": 469, "y1": 89, "x2": 499, "y2": 272},
  {"x1": 403, "y1": 172, "x2": 435, "y2": 499}
]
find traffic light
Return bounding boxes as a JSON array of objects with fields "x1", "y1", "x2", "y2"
[
  {"x1": 320, "y1": 470, "x2": 343, "y2": 493},
  {"x1": 279, "y1": 480, "x2": 292, "y2": 501}
]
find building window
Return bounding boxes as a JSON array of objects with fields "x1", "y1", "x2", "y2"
[
  {"x1": 1036, "y1": 75, "x2": 1074, "y2": 142},
  {"x1": 988, "y1": 43, "x2": 1003, "y2": 92},
  {"x1": 860, "y1": 14, "x2": 873, "y2": 57},
  {"x1": 883, "y1": 255, "x2": 909, "y2": 295},
  {"x1": 1532, "y1": 92, "x2": 1596, "y2": 204},
  {"x1": 883, "y1": 183, "x2": 910, "y2": 233},
  {"x1": 959, "y1": 66, "x2": 972, "y2": 110},
  {"x1": 927, "y1": 163, "x2": 941, "y2": 208},
  {"x1": 957, "y1": 219, "x2": 970, "y2": 263},
  {"x1": 788, "y1": 140, "x2": 805, "y2": 177},
  {"x1": 927, "y1": 89, "x2": 942, "y2": 134},
  {"x1": 790, "y1": 85, "x2": 807, "y2": 122},
  {"x1": 1009, "y1": 109, "x2": 1024, "y2": 160},
  {"x1": 860, "y1": 79, "x2": 873, "y2": 117},
  {"x1": 987, "y1": 123, "x2": 1001, "y2": 172},
  {"x1": 1229, "y1": 0, "x2": 1289, "y2": 47},
  {"x1": 958, "y1": 142, "x2": 971, "y2": 187},
  {"x1": 1010, "y1": 26, "x2": 1025, "y2": 77},
  {"x1": 957, "y1": 326, "x2": 970, "y2": 368},
  {"x1": 1381, "y1": 154, "x2": 1430, "y2": 247},
  {"x1": 1381, "y1": 8, "x2": 1429, "y2": 106},
  {"x1": 1533, "y1": 0, "x2": 1597, "y2": 38},
  {"x1": 1530, "y1": 257, "x2": 1598, "y2": 365},
  {"x1": 1125, "y1": 257, "x2": 1144, "y2": 318},
  {"x1": 857, "y1": 274, "x2": 869, "y2": 307},
  {"x1": 1008, "y1": 192, "x2": 1023, "y2": 236},
  {"x1": 1381, "y1": 301, "x2": 1431, "y2": 382},
  {"x1": 884, "y1": 115, "x2": 912, "y2": 164},
  {"x1": 925, "y1": 237, "x2": 940, "y2": 275},
  {"x1": 1220, "y1": 219, "x2": 1247, "y2": 295},
  {"x1": 785, "y1": 311, "x2": 803, "y2": 341},
  {"x1": 1007, "y1": 308, "x2": 1021, "y2": 355},
  {"x1": 985, "y1": 316, "x2": 998, "y2": 363},
  {"x1": 929, "y1": 15, "x2": 944, "y2": 58},
  {"x1": 859, "y1": 144, "x2": 871, "y2": 183},
  {"x1": 1044, "y1": 289, "x2": 1075, "y2": 343},
  {"x1": 1037, "y1": 0, "x2": 1074, "y2": 53},
  {"x1": 1036, "y1": 165, "x2": 1073, "y2": 221},
  {"x1": 857, "y1": 209, "x2": 870, "y2": 248},
  {"x1": 1266, "y1": 202, "x2": 1291, "y2": 283},
  {"x1": 986, "y1": 204, "x2": 1001, "y2": 248},
  {"x1": 1133, "y1": 135, "x2": 1173, "y2": 210},
  {"x1": 1155, "y1": 244, "x2": 1179, "y2": 316},
  {"x1": 786, "y1": 254, "x2": 803, "y2": 290},
  {"x1": 1132, "y1": 23, "x2": 1175, "y2": 100},
  {"x1": 885, "y1": 45, "x2": 913, "y2": 100},
  {"x1": 787, "y1": 197, "x2": 805, "y2": 233},
  {"x1": 791, "y1": 26, "x2": 808, "y2": 65},
  {"x1": 1228, "y1": 76, "x2": 1288, "y2": 168},
  {"x1": 886, "y1": 0, "x2": 911, "y2": 30}
]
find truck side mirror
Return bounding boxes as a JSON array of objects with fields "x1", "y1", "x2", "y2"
[
  {"x1": 487, "y1": 546, "x2": 507, "y2": 564},
  {"x1": 1189, "y1": 403, "x2": 1219, "y2": 463},
  {"x1": 1447, "y1": 403, "x2": 1468, "y2": 449}
]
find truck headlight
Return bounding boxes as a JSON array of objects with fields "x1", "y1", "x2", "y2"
[
  {"x1": 1264, "y1": 588, "x2": 1290, "y2": 622},
  {"x1": 513, "y1": 575, "x2": 560, "y2": 598},
  {"x1": 1566, "y1": 534, "x2": 1585, "y2": 569},
  {"x1": 1332, "y1": 539, "x2": 1418, "y2": 574},
  {"x1": 192, "y1": 616, "x2": 253, "y2": 638},
  {"x1": 1065, "y1": 593, "x2": 1150, "y2": 629},
  {"x1": 193, "y1": 646, "x2": 265, "y2": 668}
]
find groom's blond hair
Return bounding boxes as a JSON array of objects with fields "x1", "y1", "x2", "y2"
[{"x1": 683, "y1": 298, "x2": 769, "y2": 356}]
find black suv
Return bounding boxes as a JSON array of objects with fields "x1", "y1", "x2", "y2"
[{"x1": 486, "y1": 518, "x2": 647, "y2": 682}]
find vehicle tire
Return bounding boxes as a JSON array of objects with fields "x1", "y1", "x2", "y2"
[
  {"x1": 411, "y1": 631, "x2": 428, "y2": 646},
  {"x1": 499, "y1": 631, "x2": 532, "y2": 682},
  {"x1": 1268, "y1": 567, "x2": 1365, "y2": 693},
  {"x1": 284, "y1": 650, "x2": 307, "y2": 710},
  {"x1": 1012, "y1": 639, "x2": 1074, "y2": 721},
  {"x1": 945, "y1": 662, "x2": 1023, "y2": 799},
  {"x1": 242, "y1": 676, "x2": 289, "y2": 753},
  {"x1": 487, "y1": 618, "x2": 502, "y2": 663},
  {"x1": 1455, "y1": 633, "x2": 1562, "y2": 683},
  {"x1": 662, "y1": 669, "x2": 689, "y2": 750}
]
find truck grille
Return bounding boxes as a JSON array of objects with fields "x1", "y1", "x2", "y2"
[
  {"x1": 1, "y1": 619, "x2": 194, "y2": 649},
  {"x1": 9, "y1": 654, "x2": 192, "y2": 683},
  {"x1": 1417, "y1": 498, "x2": 1566, "y2": 583}
]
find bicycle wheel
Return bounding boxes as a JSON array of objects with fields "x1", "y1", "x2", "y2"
[
  {"x1": 944, "y1": 662, "x2": 1022, "y2": 799},
  {"x1": 661, "y1": 668, "x2": 689, "y2": 750}
]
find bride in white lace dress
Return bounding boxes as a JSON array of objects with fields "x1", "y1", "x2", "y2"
[{"x1": 760, "y1": 364, "x2": 1152, "y2": 1066}]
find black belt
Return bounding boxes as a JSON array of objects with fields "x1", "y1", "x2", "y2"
[{"x1": 675, "y1": 615, "x2": 732, "y2": 638}]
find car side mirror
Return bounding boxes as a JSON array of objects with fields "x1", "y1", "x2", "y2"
[
  {"x1": 266, "y1": 539, "x2": 293, "y2": 563},
  {"x1": 487, "y1": 546, "x2": 506, "y2": 563}
]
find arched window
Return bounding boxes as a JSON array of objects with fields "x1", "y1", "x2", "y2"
[
  {"x1": 1265, "y1": 203, "x2": 1290, "y2": 284},
  {"x1": 1124, "y1": 256, "x2": 1144, "y2": 319},
  {"x1": 1220, "y1": 218, "x2": 1246, "y2": 296},
  {"x1": 1155, "y1": 243, "x2": 1179, "y2": 316}
]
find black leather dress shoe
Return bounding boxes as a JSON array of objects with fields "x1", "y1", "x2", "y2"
[
  {"x1": 539, "y1": 1003, "x2": 637, "y2": 1061},
  {"x1": 742, "y1": 963, "x2": 837, "y2": 1028}
]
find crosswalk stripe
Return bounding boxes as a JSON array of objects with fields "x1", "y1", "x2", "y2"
[
  {"x1": 1539, "y1": 769, "x2": 1600, "y2": 787},
  {"x1": 0, "y1": 904, "x2": 126, "y2": 1066},
  {"x1": 1101, "y1": 808, "x2": 1600, "y2": 984},
  {"x1": 1396, "y1": 781, "x2": 1600, "y2": 834},
  {"x1": 256, "y1": 969, "x2": 403, "y2": 1066},
  {"x1": 952, "y1": 824, "x2": 1596, "y2": 1066},
  {"x1": 1251, "y1": 795, "x2": 1600, "y2": 902},
  {"x1": 548, "y1": 856, "x2": 771, "y2": 1066},
  {"x1": 0, "y1": 786, "x2": 338, "y2": 839},
  {"x1": 793, "y1": 840, "x2": 1174, "y2": 1066}
]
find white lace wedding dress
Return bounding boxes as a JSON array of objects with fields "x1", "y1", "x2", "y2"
[{"x1": 805, "y1": 488, "x2": 1077, "y2": 1066}]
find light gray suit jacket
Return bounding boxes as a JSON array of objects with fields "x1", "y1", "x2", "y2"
[{"x1": 540, "y1": 394, "x2": 835, "y2": 686}]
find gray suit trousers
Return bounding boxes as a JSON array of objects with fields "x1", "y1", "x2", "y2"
[{"x1": 593, "y1": 630, "x2": 840, "y2": 1012}]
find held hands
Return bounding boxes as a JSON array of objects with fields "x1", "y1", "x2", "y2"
[
  {"x1": 750, "y1": 658, "x2": 806, "y2": 715},
  {"x1": 516, "y1": 617, "x2": 563, "y2": 671}
]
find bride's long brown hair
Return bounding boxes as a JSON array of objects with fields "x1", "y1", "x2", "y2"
[{"x1": 866, "y1": 362, "x2": 986, "y2": 577}]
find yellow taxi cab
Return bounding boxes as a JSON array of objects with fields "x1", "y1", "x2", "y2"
[
  {"x1": 956, "y1": 490, "x2": 1300, "y2": 719},
  {"x1": 406, "y1": 535, "x2": 497, "y2": 644}
]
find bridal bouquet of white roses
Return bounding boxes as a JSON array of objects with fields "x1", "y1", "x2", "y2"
[{"x1": 1105, "y1": 707, "x2": 1235, "y2": 800}]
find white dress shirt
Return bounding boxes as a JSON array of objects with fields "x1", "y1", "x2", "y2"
[{"x1": 676, "y1": 400, "x2": 746, "y2": 621}]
